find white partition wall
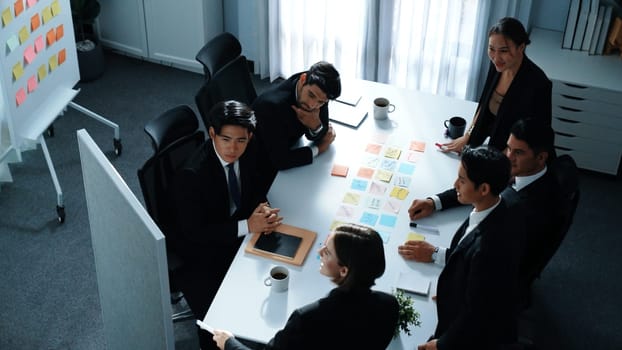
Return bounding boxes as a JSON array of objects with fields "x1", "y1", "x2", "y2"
[{"x1": 77, "y1": 129, "x2": 174, "y2": 350}]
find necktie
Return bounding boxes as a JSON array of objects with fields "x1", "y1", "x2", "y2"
[{"x1": 227, "y1": 163, "x2": 241, "y2": 209}]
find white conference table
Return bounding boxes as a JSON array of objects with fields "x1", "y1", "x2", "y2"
[{"x1": 203, "y1": 79, "x2": 477, "y2": 348}]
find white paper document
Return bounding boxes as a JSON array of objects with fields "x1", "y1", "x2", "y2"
[{"x1": 395, "y1": 270, "x2": 431, "y2": 296}]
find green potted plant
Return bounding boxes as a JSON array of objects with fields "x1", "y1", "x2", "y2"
[
  {"x1": 70, "y1": 0, "x2": 105, "y2": 82},
  {"x1": 394, "y1": 289, "x2": 422, "y2": 338}
]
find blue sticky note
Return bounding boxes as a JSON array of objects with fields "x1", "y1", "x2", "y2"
[
  {"x1": 360, "y1": 212, "x2": 379, "y2": 226},
  {"x1": 378, "y1": 231, "x2": 390, "y2": 243},
  {"x1": 379, "y1": 214, "x2": 397, "y2": 228},
  {"x1": 7, "y1": 35, "x2": 19, "y2": 52},
  {"x1": 398, "y1": 162, "x2": 416, "y2": 175},
  {"x1": 351, "y1": 178, "x2": 368, "y2": 191},
  {"x1": 381, "y1": 159, "x2": 397, "y2": 171}
]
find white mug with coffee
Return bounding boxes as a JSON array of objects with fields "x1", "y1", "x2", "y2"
[
  {"x1": 373, "y1": 97, "x2": 395, "y2": 120},
  {"x1": 264, "y1": 265, "x2": 289, "y2": 292}
]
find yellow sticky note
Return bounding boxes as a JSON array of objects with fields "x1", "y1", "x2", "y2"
[
  {"x1": 407, "y1": 232, "x2": 426, "y2": 242},
  {"x1": 42, "y1": 6, "x2": 52, "y2": 23},
  {"x1": 330, "y1": 220, "x2": 346, "y2": 231},
  {"x1": 2, "y1": 7, "x2": 13, "y2": 26},
  {"x1": 343, "y1": 192, "x2": 361, "y2": 206},
  {"x1": 390, "y1": 186, "x2": 409, "y2": 200},
  {"x1": 375, "y1": 169, "x2": 393, "y2": 183},
  {"x1": 51, "y1": 0, "x2": 61, "y2": 16},
  {"x1": 12, "y1": 62, "x2": 24, "y2": 80},
  {"x1": 37, "y1": 64, "x2": 47, "y2": 81},
  {"x1": 384, "y1": 147, "x2": 402, "y2": 159},
  {"x1": 48, "y1": 54, "x2": 58, "y2": 71},
  {"x1": 18, "y1": 25, "x2": 29, "y2": 43}
]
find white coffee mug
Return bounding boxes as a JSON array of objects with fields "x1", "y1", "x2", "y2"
[
  {"x1": 264, "y1": 265, "x2": 289, "y2": 292},
  {"x1": 373, "y1": 97, "x2": 396, "y2": 120}
]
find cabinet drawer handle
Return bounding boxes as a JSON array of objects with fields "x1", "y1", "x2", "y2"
[
  {"x1": 554, "y1": 131, "x2": 576, "y2": 138},
  {"x1": 560, "y1": 94, "x2": 585, "y2": 101},
  {"x1": 562, "y1": 83, "x2": 587, "y2": 89},
  {"x1": 555, "y1": 117, "x2": 580, "y2": 124},
  {"x1": 555, "y1": 146, "x2": 573, "y2": 151},
  {"x1": 558, "y1": 106, "x2": 582, "y2": 112}
]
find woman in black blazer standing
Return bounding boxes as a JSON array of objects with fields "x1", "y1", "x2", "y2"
[
  {"x1": 212, "y1": 223, "x2": 399, "y2": 350},
  {"x1": 442, "y1": 16, "x2": 552, "y2": 153}
]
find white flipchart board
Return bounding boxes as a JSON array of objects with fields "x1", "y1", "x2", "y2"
[
  {"x1": 0, "y1": 0, "x2": 79, "y2": 154},
  {"x1": 77, "y1": 129, "x2": 174, "y2": 350}
]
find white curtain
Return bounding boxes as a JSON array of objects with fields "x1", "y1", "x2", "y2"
[{"x1": 255, "y1": 0, "x2": 532, "y2": 101}]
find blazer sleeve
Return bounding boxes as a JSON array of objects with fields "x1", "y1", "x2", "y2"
[{"x1": 437, "y1": 188, "x2": 461, "y2": 210}]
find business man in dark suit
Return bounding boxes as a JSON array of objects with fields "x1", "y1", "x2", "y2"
[
  {"x1": 252, "y1": 61, "x2": 341, "y2": 186},
  {"x1": 413, "y1": 147, "x2": 524, "y2": 349},
  {"x1": 403, "y1": 119, "x2": 561, "y2": 308},
  {"x1": 171, "y1": 100, "x2": 283, "y2": 349}
]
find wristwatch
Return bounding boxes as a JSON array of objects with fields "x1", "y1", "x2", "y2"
[
  {"x1": 310, "y1": 123, "x2": 323, "y2": 136},
  {"x1": 431, "y1": 246, "x2": 439, "y2": 263}
]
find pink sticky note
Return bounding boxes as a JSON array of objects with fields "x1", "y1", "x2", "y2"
[
  {"x1": 16, "y1": 88, "x2": 26, "y2": 106},
  {"x1": 34, "y1": 35, "x2": 44, "y2": 52},
  {"x1": 24, "y1": 45, "x2": 36, "y2": 64},
  {"x1": 27, "y1": 0, "x2": 37, "y2": 8},
  {"x1": 27, "y1": 75, "x2": 37, "y2": 92}
]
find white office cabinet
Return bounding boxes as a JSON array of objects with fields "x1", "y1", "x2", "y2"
[
  {"x1": 529, "y1": 28, "x2": 622, "y2": 175},
  {"x1": 97, "y1": 0, "x2": 223, "y2": 73}
]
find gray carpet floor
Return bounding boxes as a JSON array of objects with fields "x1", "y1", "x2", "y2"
[{"x1": 0, "y1": 50, "x2": 620, "y2": 350}]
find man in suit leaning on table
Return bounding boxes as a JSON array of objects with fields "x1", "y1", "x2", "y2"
[
  {"x1": 252, "y1": 61, "x2": 341, "y2": 186},
  {"x1": 402, "y1": 146, "x2": 524, "y2": 349},
  {"x1": 171, "y1": 101, "x2": 283, "y2": 349},
  {"x1": 403, "y1": 118, "x2": 561, "y2": 308}
]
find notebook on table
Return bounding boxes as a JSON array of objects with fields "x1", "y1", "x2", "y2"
[
  {"x1": 329, "y1": 100, "x2": 368, "y2": 129},
  {"x1": 245, "y1": 223, "x2": 317, "y2": 266}
]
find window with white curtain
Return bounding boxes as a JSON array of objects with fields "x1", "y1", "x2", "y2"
[{"x1": 261, "y1": 0, "x2": 483, "y2": 100}]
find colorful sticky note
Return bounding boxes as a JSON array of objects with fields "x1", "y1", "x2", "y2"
[
  {"x1": 360, "y1": 212, "x2": 379, "y2": 227},
  {"x1": 351, "y1": 179, "x2": 368, "y2": 192},
  {"x1": 409, "y1": 140, "x2": 426, "y2": 152},
  {"x1": 330, "y1": 220, "x2": 347, "y2": 231},
  {"x1": 406, "y1": 232, "x2": 426, "y2": 242},
  {"x1": 23, "y1": 44, "x2": 35, "y2": 64},
  {"x1": 55, "y1": 24, "x2": 63, "y2": 40},
  {"x1": 407, "y1": 151, "x2": 423, "y2": 163},
  {"x1": 384, "y1": 147, "x2": 402, "y2": 159},
  {"x1": 37, "y1": 64, "x2": 46, "y2": 80},
  {"x1": 390, "y1": 186, "x2": 409, "y2": 200},
  {"x1": 331, "y1": 164, "x2": 348, "y2": 177},
  {"x1": 14, "y1": 0, "x2": 24, "y2": 17},
  {"x1": 51, "y1": 0, "x2": 61, "y2": 16},
  {"x1": 27, "y1": 0, "x2": 37, "y2": 8},
  {"x1": 57, "y1": 48, "x2": 65, "y2": 65},
  {"x1": 41, "y1": 6, "x2": 52, "y2": 23},
  {"x1": 27, "y1": 74, "x2": 37, "y2": 92},
  {"x1": 379, "y1": 214, "x2": 397, "y2": 228},
  {"x1": 369, "y1": 181, "x2": 387, "y2": 195},
  {"x1": 46, "y1": 28, "x2": 55, "y2": 45},
  {"x1": 357, "y1": 167, "x2": 374, "y2": 179},
  {"x1": 2, "y1": 8, "x2": 13, "y2": 26},
  {"x1": 16, "y1": 87, "x2": 27, "y2": 106},
  {"x1": 30, "y1": 13, "x2": 40, "y2": 31},
  {"x1": 383, "y1": 198, "x2": 402, "y2": 214},
  {"x1": 380, "y1": 159, "x2": 397, "y2": 171},
  {"x1": 363, "y1": 155, "x2": 379, "y2": 168},
  {"x1": 34, "y1": 35, "x2": 43, "y2": 52},
  {"x1": 398, "y1": 162, "x2": 416, "y2": 175},
  {"x1": 378, "y1": 231, "x2": 390, "y2": 243},
  {"x1": 336, "y1": 205, "x2": 357, "y2": 219},
  {"x1": 375, "y1": 169, "x2": 393, "y2": 183},
  {"x1": 12, "y1": 62, "x2": 24, "y2": 80},
  {"x1": 394, "y1": 175, "x2": 411, "y2": 188},
  {"x1": 18, "y1": 25, "x2": 29, "y2": 43},
  {"x1": 48, "y1": 54, "x2": 57, "y2": 71},
  {"x1": 7, "y1": 34, "x2": 20, "y2": 52},
  {"x1": 366, "y1": 196, "x2": 383, "y2": 210},
  {"x1": 365, "y1": 143, "x2": 382, "y2": 155},
  {"x1": 343, "y1": 192, "x2": 361, "y2": 206}
]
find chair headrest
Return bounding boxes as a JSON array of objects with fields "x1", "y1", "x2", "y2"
[{"x1": 144, "y1": 105, "x2": 199, "y2": 152}]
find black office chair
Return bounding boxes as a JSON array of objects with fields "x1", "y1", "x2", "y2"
[
  {"x1": 137, "y1": 105, "x2": 205, "y2": 322},
  {"x1": 195, "y1": 32, "x2": 242, "y2": 81},
  {"x1": 195, "y1": 55, "x2": 258, "y2": 129}
]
